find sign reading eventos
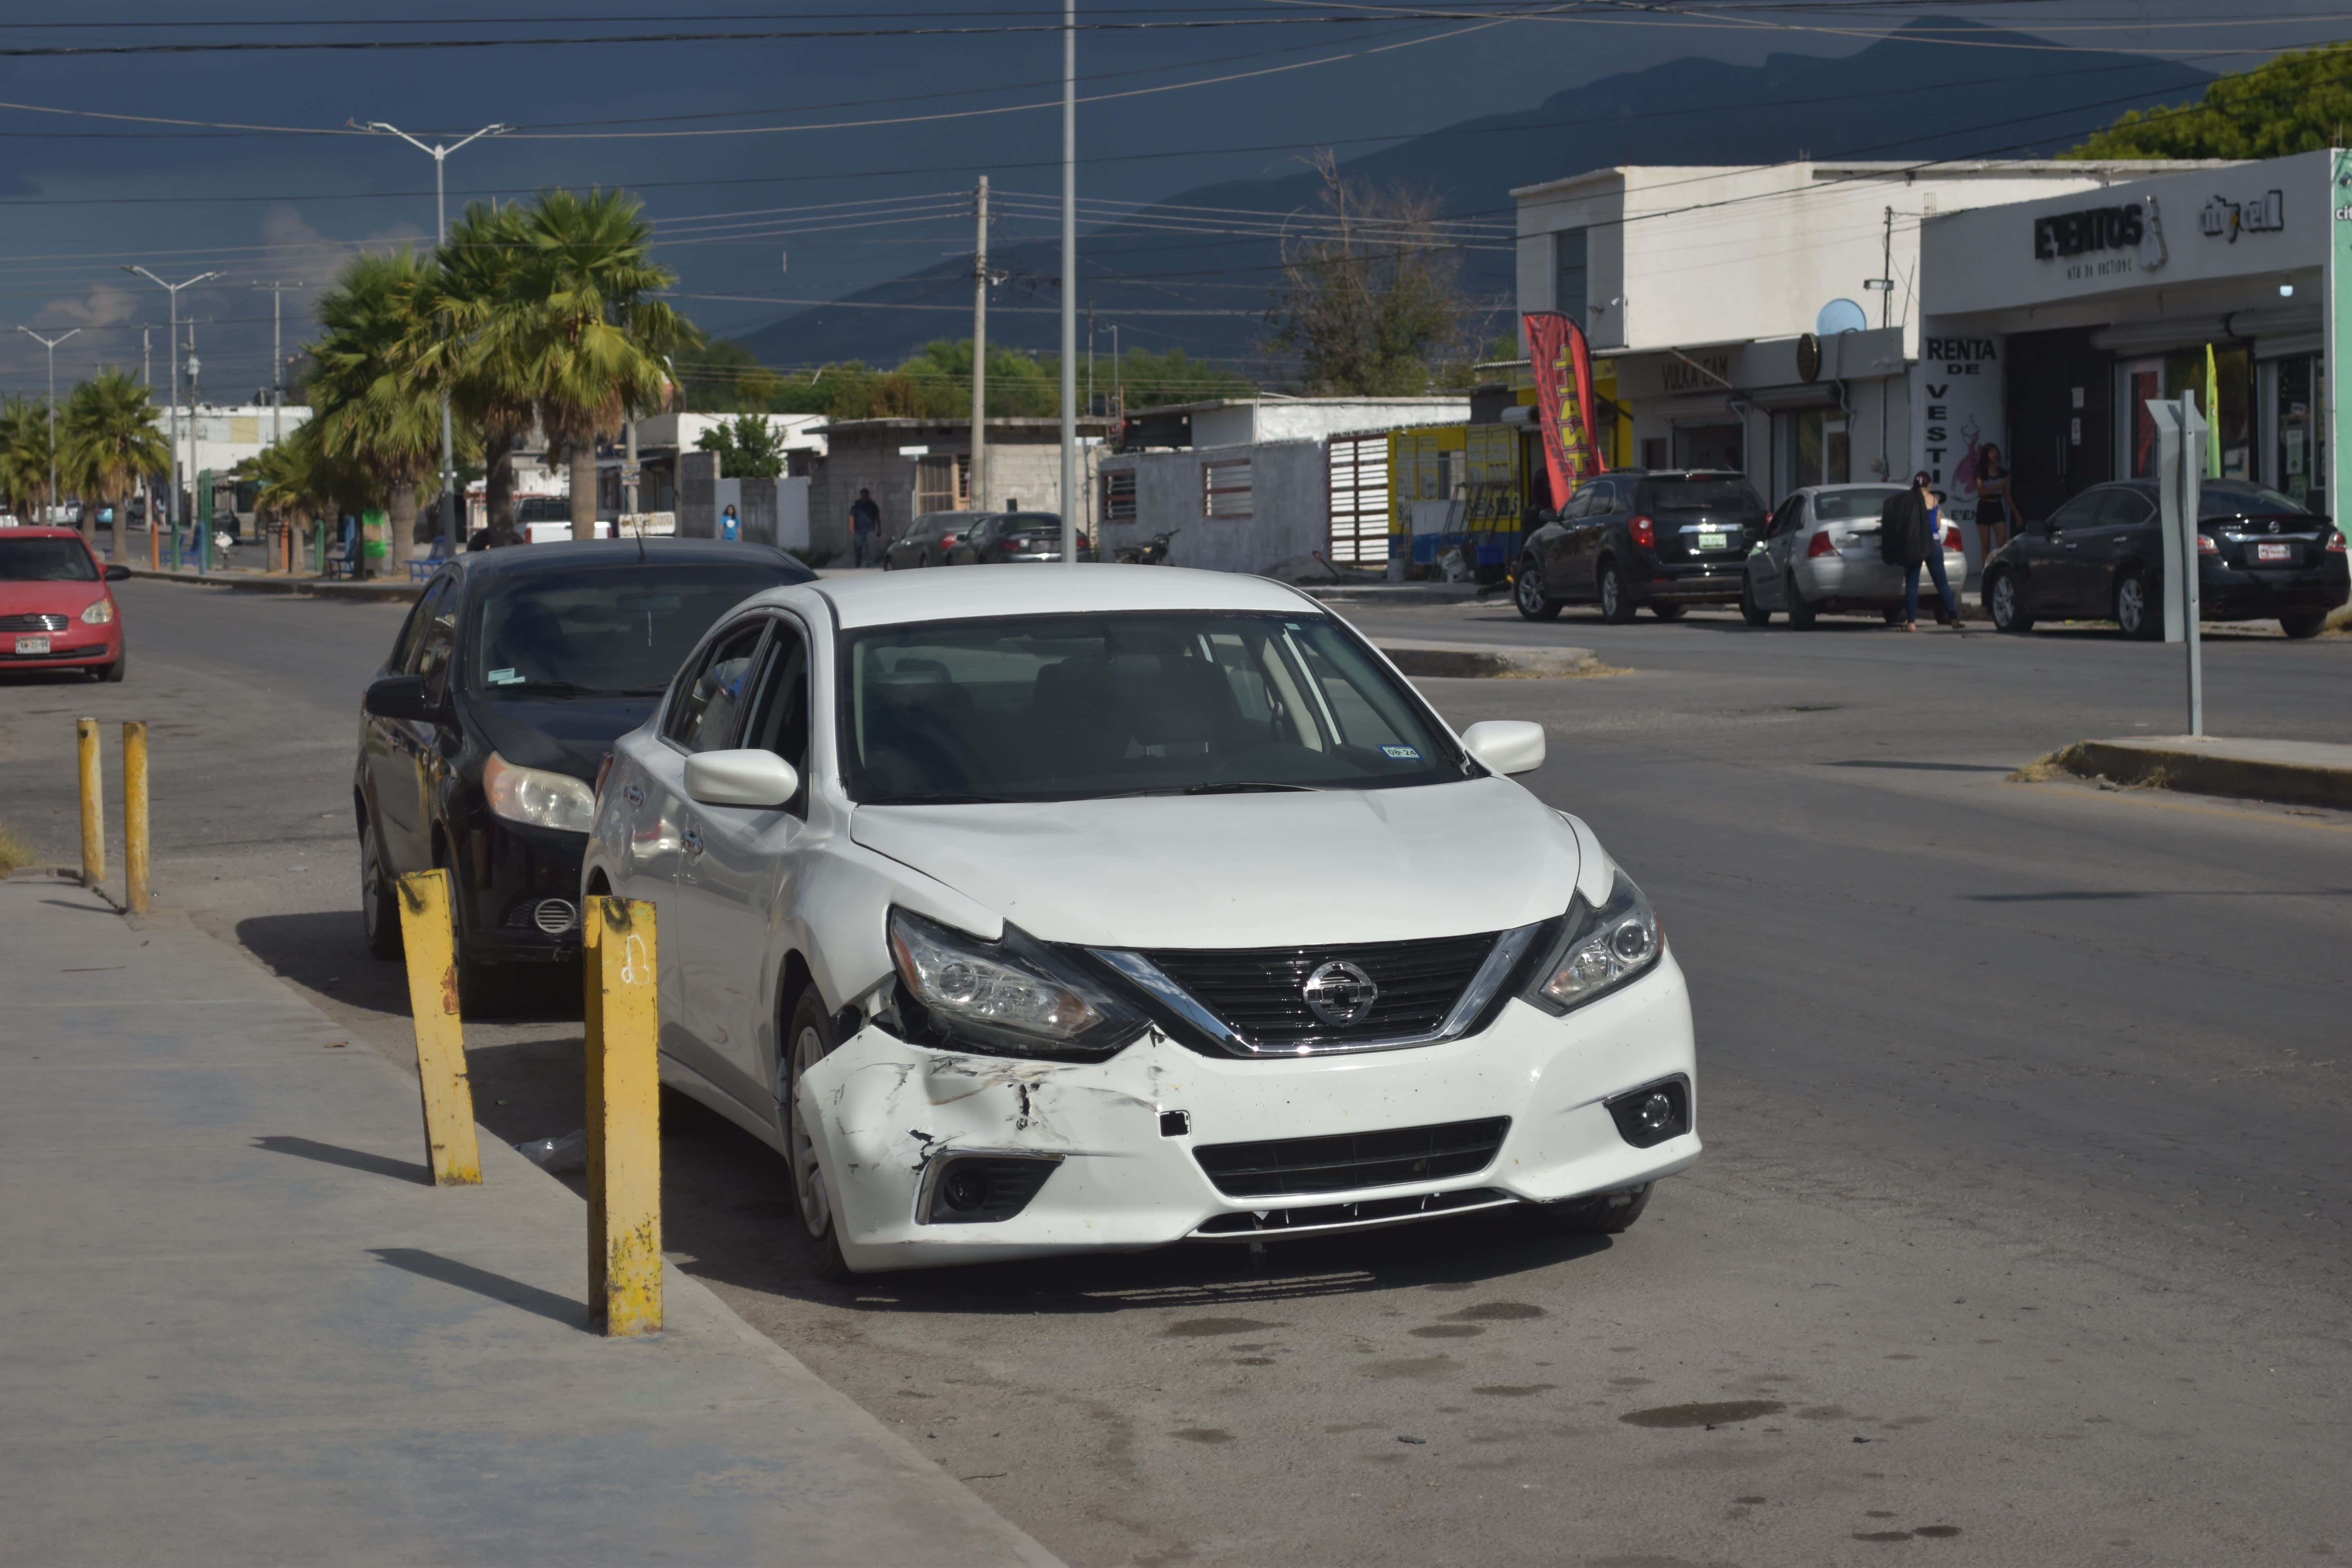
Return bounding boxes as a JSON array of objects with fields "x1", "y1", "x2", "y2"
[{"x1": 1522, "y1": 311, "x2": 1606, "y2": 509}]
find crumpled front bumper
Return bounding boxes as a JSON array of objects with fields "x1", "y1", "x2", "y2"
[{"x1": 798, "y1": 951, "x2": 1700, "y2": 1272}]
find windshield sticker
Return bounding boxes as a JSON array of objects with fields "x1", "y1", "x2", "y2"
[
  {"x1": 1381, "y1": 744, "x2": 1422, "y2": 760},
  {"x1": 487, "y1": 668, "x2": 523, "y2": 685}
]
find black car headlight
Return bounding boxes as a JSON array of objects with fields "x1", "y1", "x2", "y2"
[
  {"x1": 1523, "y1": 872, "x2": 1662, "y2": 1014},
  {"x1": 887, "y1": 907, "x2": 1146, "y2": 1061}
]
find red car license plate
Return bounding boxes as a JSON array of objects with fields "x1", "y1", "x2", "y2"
[
  {"x1": 15, "y1": 635, "x2": 50, "y2": 655},
  {"x1": 2256, "y1": 542, "x2": 2292, "y2": 563}
]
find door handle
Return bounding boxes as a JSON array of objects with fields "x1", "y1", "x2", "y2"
[
  {"x1": 682, "y1": 821, "x2": 704, "y2": 857},
  {"x1": 623, "y1": 782, "x2": 645, "y2": 808}
]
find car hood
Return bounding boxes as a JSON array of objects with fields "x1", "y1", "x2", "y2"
[
  {"x1": 466, "y1": 693, "x2": 660, "y2": 781},
  {"x1": 850, "y1": 777, "x2": 1581, "y2": 949},
  {"x1": 0, "y1": 582, "x2": 106, "y2": 617}
]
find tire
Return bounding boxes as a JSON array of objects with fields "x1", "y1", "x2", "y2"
[
  {"x1": 1534, "y1": 1183, "x2": 1653, "y2": 1236},
  {"x1": 1597, "y1": 560, "x2": 1636, "y2": 624},
  {"x1": 2114, "y1": 569, "x2": 2161, "y2": 641},
  {"x1": 2280, "y1": 612, "x2": 2327, "y2": 640},
  {"x1": 1986, "y1": 569, "x2": 2034, "y2": 634},
  {"x1": 1514, "y1": 560, "x2": 1562, "y2": 621},
  {"x1": 1882, "y1": 606, "x2": 1908, "y2": 626},
  {"x1": 96, "y1": 652, "x2": 126, "y2": 683},
  {"x1": 1784, "y1": 572, "x2": 1818, "y2": 630},
  {"x1": 784, "y1": 987, "x2": 853, "y2": 1281},
  {"x1": 1739, "y1": 577, "x2": 1771, "y2": 626},
  {"x1": 1650, "y1": 601, "x2": 1686, "y2": 621},
  {"x1": 361, "y1": 815, "x2": 402, "y2": 961}
]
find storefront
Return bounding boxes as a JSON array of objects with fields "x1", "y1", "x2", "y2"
[{"x1": 1918, "y1": 151, "x2": 2333, "y2": 577}]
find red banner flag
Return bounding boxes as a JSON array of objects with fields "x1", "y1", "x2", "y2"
[{"x1": 1523, "y1": 311, "x2": 1606, "y2": 510}]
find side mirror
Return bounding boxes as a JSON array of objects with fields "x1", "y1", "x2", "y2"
[
  {"x1": 104, "y1": 563, "x2": 132, "y2": 582},
  {"x1": 363, "y1": 672, "x2": 444, "y2": 724},
  {"x1": 1460, "y1": 719, "x2": 1546, "y2": 777},
  {"x1": 684, "y1": 748, "x2": 800, "y2": 809}
]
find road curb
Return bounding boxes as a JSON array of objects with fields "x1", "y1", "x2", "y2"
[
  {"x1": 1302, "y1": 583, "x2": 1502, "y2": 606},
  {"x1": 118, "y1": 565, "x2": 422, "y2": 604},
  {"x1": 1374, "y1": 638, "x2": 1606, "y2": 679},
  {"x1": 2036, "y1": 736, "x2": 2352, "y2": 812}
]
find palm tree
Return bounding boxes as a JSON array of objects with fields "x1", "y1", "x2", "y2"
[
  {"x1": 307, "y1": 250, "x2": 446, "y2": 578},
  {"x1": 0, "y1": 396, "x2": 54, "y2": 523},
  {"x1": 492, "y1": 189, "x2": 696, "y2": 539},
  {"x1": 418, "y1": 201, "x2": 538, "y2": 546},
  {"x1": 247, "y1": 421, "x2": 353, "y2": 567},
  {"x1": 59, "y1": 372, "x2": 171, "y2": 564}
]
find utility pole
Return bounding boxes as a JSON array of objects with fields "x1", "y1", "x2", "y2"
[
  {"x1": 1087, "y1": 298, "x2": 1095, "y2": 414},
  {"x1": 1111, "y1": 323, "x2": 1121, "y2": 416},
  {"x1": 358, "y1": 119, "x2": 510, "y2": 546},
  {"x1": 253, "y1": 281, "x2": 304, "y2": 446},
  {"x1": 122, "y1": 267, "x2": 219, "y2": 573},
  {"x1": 971, "y1": 176, "x2": 989, "y2": 514},
  {"x1": 1059, "y1": 0, "x2": 1078, "y2": 567},
  {"x1": 142, "y1": 325, "x2": 151, "y2": 388},
  {"x1": 16, "y1": 326, "x2": 80, "y2": 524},
  {"x1": 1878, "y1": 205, "x2": 1895, "y2": 330}
]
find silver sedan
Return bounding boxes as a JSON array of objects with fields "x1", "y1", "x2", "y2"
[{"x1": 1740, "y1": 484, "x2": 1968, "y2": 627}]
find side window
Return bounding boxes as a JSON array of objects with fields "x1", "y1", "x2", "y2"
[
  {"x1": 2045, "y1": 490, "x2": 2104, "y2": 532},
  {"x1": 738, "y1": 620, "x2": 812, "y2": 810},
  {"x1": 409, "y1": 578, "x2": 460, "y2": 702},
  {"x1": 665, "y1": 619, "x2": 769, "y2": 755},
  {"x1": 390, "y1": 575, "x2": 454, "y2": 673},
  {"x1": 2096, "y1": 488, "x2": 2155, "y2": 527},
  {"x1": 1767, "y1": 498, "x2": 1801, "y2": 537}
]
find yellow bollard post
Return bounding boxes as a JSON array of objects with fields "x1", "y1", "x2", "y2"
[
  {"x1": 395, "y1": 870, "x2": 483, "y2": 1186},
  {"x1": 121, "y1": 721, "x2": 150, "y2": 915},
  {"x1": 76, "y1": 718, "x2": 105, "y2": 889},
  {"x1": 584, "y1": 895, "x2": 662, "y2": 1336}
]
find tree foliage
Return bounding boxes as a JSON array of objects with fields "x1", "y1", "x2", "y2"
[
  {"x1": 675, "y1": 338, "x2": 1258, "y2": 419},
  {"x1": 309, "y1": 249, "x2": 451, "y2": 568},
  {"x1": 58, "y1": 371, "x2": 169, "y2": 562},
  {"x1": 2067, "y1": 44, "x2": 2352, "y2": 161},
  {"x1": 693, "y1": 412, "x2": 789, "y2": 478},
  {"x1": 0, "y1": 396, "x2": 53, "y2": 520},
  {"x1": 1266, "y1": 153, "x2": 1471, "y2": 396}
]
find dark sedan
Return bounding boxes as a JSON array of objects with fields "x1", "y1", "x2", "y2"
[
  {"x1": 1982, "y1": 478, "x2": 2348, "y2": 639},
  {"x1": 944, "y1": 510, "x2": 1090, "y2": 564},
  {"x1": 354, "y1": 539, "x2": 813, "y2": 997},
  {"x1": 881, "y1": 510, "x2": 989, "y2": 570},
  {"x1": 1515, "y1": 469, "x2": 1768, "y2": 623}
]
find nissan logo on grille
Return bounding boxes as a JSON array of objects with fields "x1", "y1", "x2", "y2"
[{"x1": 1301, "y1": 960, "x2": 1379, "y2": 1028}]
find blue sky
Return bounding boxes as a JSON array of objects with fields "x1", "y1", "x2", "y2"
[{"x1": 0, "y1": 1, "x2": 2338, "y2": 397}]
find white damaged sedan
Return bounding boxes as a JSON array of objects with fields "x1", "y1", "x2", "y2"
[{"x1": 584, "y1": 566, "x2": 1699, "y2": 1275}]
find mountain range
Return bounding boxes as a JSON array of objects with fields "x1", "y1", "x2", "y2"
[{"x1": 734, "y1": 15, "x2": 2210, "y2": 373}]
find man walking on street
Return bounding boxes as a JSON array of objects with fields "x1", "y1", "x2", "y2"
[{"x1": 849, "y1": 488, "x2": 881, "y2": 566}]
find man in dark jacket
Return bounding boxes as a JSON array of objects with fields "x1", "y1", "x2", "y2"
[{"x1": 1880, "y1": 471, "x2": 1956, "y2": 630}]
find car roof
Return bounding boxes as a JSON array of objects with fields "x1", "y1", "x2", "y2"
[
  {"x1": 0, "y1": 526, "x2": 91, "y2": 541},
  {"x1": 441, "y1": 537, "x2": 811, "y2": 583},
  {"x1": 779, "y1": 563, "x2": 1320, "y2": 630}
]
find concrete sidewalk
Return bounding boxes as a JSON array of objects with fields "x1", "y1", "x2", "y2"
[
  {"x1": 2040, "y1": 733, "x2": 2352, "y2": 811},
  {"x1": 0, "y1": 875, "x2": 1061, "y2": 1568},
  {"x1": 120, "y1": 564, "x2": 423, "y2": 604}
]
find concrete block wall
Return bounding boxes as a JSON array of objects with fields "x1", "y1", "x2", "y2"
[{"x1": 1098, "y1": 440, "x2": 1327, "y2": 573}]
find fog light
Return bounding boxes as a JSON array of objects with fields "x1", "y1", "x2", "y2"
[
  {"x1": 1632, "y1": 1091, "x2": 1675, "y2": 1136},
  {"x1": 1604, "y1": 1076, "x2": 1691, "y2": 1149},
  {"x1": 943, "y1": 1167, "x2": 990, "y2": 1212},
  {"x1": 920, "y1": 1154, "x2": 1063, "y2": 1225}
]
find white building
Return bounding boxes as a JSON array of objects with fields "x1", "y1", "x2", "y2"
[
  {"x1": 1512, "y1": 161, "x2": 2216, "y2": 523},
  {"x1": 154, "y1": 403, "x2": 313, "y2": 481}
]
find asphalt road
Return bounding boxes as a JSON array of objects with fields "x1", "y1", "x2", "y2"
[{"x1": 4, "y1": 579, "x2": 2348, "y2": 1567}]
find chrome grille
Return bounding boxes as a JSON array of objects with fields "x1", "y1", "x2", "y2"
[
  {"x1": 1140, "y1": 932, "x2": 1499, "y2": 1051},
  {"x1": 0, "y1": 613, "x2": 69, "y2": 632}
]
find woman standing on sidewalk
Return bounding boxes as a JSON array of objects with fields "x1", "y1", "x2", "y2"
[{"x1": 1974, "y1": 444, "x2": 2013, "y2": 560}]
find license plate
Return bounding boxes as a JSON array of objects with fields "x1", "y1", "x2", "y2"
[
  {"x1": 1697, "y1": 531, "x2": 1728, "y2": 552},
  {"x1": 14, "y1": 635, "x2": 49, "y2": 655},
  {"x1": 2256, "y1": 542, "x2": 2291, "y2": 562}
]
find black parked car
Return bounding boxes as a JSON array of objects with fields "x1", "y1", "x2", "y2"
[
  {"x1": 1515, "y1": 469, "x2": 1768, "y2": 623},
  {"x1": 944, "y1": 510, "x2": 1091, "y2": 564},
  {"x1": 355, "y1": 539, "x2": 814, "y2": 994},
  {"x1": 881, "y1": 510, "x2": 989, "y2": 570},
  {"x1": 1982, "y1": 478, "x2": 2348, "y2": 640}
]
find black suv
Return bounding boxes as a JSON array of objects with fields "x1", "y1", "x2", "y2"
[
  {"x1": 355, "y1": 539, "x2": 813, "y2": 996},
  {"x1": 1515, "y1": 469, "x2": 1767, "y2": 622},
  {"x1": 1982, "y1": 478, "x2": 2348, "y2": 639}
]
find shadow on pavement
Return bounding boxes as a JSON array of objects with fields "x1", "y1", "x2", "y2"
[
  {"x1": 368, "y1": 1247, "x2": 588, "y2": 1330},
  {"x1": 254, "y1": 1134, "x2": 431, "y2": 1186},
  {"x1": 235, "y1": 909, "x2": 582, "y2": 1024}
]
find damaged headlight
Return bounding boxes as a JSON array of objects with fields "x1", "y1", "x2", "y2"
[
  {"x1": 1524, "y1": 872, "x2": 1662, "y2": 1014},
  {"x1": 887, "y1": 907, "x2": 1146, "y2": 1061},
  {"x1": 483, "y1": 751, "x2": 597, "y2": 834}
]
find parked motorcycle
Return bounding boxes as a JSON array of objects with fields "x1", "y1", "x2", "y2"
[{"x1": 1114, "y1": 528, "x2": 1180, "y2": 566}]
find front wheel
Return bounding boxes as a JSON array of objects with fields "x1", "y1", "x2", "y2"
[
  {"x1": 1597, "y1": 561, "x2": 1636, "y2": 624},
  {"x1": 1739, "y1": 576, "x2": 1771, "y2": 626},
  {"x1": 361, "y1": 818, "x2": 401, "y2": 961},
  {"x1": 2114, "y1": 569, "x2": 2161, "y2": 641},
  {"x1": 1514, "y1": 560, "x2": 1561, "y2": 621},
  {"x1": 1882, "y1": 605, "x2": 1908, "y2": 626},
  {"x1": 95, "y1": 652, "x2": 126, "y2": 683},
  {"x1": 2280, "y1": 612, "x2": 2328, "y2": 640},
  {"x1": 1784, "y1": 572, "x2": 1818, "y2": 630},
  {"x1": 1986, "y1": 569, "x2": 2034, "y2": 634},
  {"x1": 785, "y1": 988, "x2": 853, "y2": 1281},
  {"x1": 1533, "y1": 1183, "x2": 1652, "y2": 1236}
]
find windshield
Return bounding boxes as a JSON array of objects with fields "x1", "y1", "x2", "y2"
[
  {"x1": 0, "y1": 537, "x2": 97, "y2": 582},
  {"x1": 469, "y1": 563, "x2": 803, "y2": 697},
  {"x1": 1813, "y1": 488, "x2": 1904, "y2": 521},
  {"x1": 841, "y1": 611, "x2": 1467, "y2": 804},
  {"x1": 2201, "y1": 485, "x2": 2309, "y2": 519},
  {"x1": 1647, "y1": 477, "x2": 1765, "y2": 514}
]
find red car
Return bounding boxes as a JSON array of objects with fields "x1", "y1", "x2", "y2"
[{"x1": 0, "y1": 527, "x2": 129, "y2": 682}]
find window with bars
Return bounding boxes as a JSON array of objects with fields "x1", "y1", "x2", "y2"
[
  {"x1": 1326, "y1": 434, "x2": 1391, "y2": 567},
  {"x1": 1102, "y1": 468, "x2": 1137, "y2": 522},
  {"x1": 1203, "y1": 458, "x2": 1253, "y2": 519}
]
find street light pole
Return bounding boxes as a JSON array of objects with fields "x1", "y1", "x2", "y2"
[
  {"x1": 16, "y1": 326, "x2": 81, "y2": 524},
  {"x1": 252, "y1": 281, "x2": 305, "y2": 447},
  {"x1": 357, "y1": 119, "x2": 509, "y2": 548},
  {"x1": 1060, "y1": 0, "x2": 1078, "y2": 568},
  {"x1": 122, "y1": 267, "x2": 219, "y2": 572}
]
